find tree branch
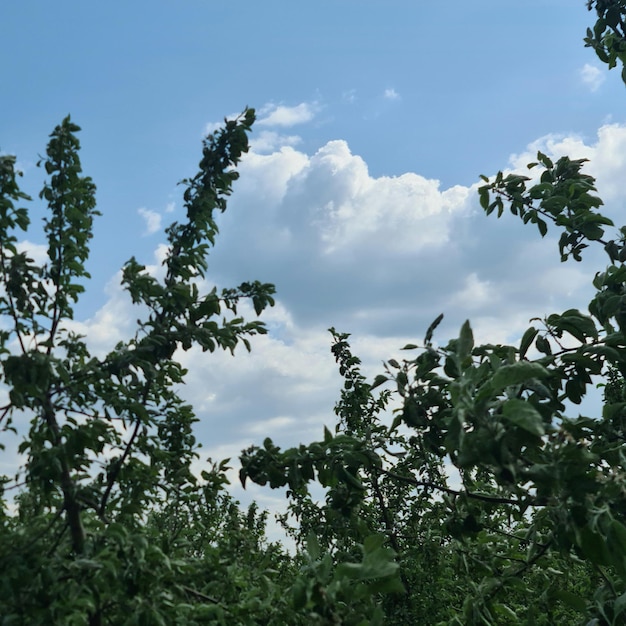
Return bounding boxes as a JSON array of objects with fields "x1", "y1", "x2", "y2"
[{"x1": 375, "y1": 466, "x2": 537, "y2": 507}]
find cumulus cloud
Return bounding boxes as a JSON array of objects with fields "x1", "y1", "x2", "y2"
[
  {"x1": 446, "y1": 273, "x2": 493, "y2": 311},
  {"x1": 257, "y1": 102, "x2": 319, "y2": 127},
  {"x1": 175, "y1": 302, "x2": 340, "y2": 452},
  {"x1": 580, "y1": 63, "x2": 605, "y2": 92},
  {"x1": 19, "y1": 122, "x2": 625, "y2": 507},
  {"x1": 383, "y1": 88, "x2": 400, "y2": 100},
  {"x1": 233, "y1": 139, "x2": 469, "y2": 256},
  {"x1": 306, "y1": 141, "x2": 466, "y2": 254},
  {"x1": 211, "y1": 135, "x2": 477, "y2": 337},
  {"x1": 137, "y1": 207, "x2": 162, "y2": 236},
  {"x1": 203, "y1": 102, "x2": 319, "y2": 146},
  {"x1": 220, "y1": 124, "x2": 626, "y2": 348},
  {"x1": 249, "y1": 130, "x2": 302, "y2": 153}
]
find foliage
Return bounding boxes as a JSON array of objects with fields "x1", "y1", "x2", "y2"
[
  {"x1": 0, "y1": 110, "x2": 280, "y2": 623},
  {"x1": 0, "y1": 112, "x2": 403, "y2": 624},
  {"x1": 240, "y1": 4, "x2": 626, "y2": 625},
  {"x1": 586, "y1": 0, "x2": 626, "y2": 82},
  {"x1": 4, "y1": 3, "x2": 626, "y2": 625}
]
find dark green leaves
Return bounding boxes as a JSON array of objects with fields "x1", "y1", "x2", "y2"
[
  {"x1": 501, "y1": 399, "x2": 545, "y2": 437},
  {"x1": 546, "y1": 309, "x2": 598, "y2": 343},
  {"x1": 0, "y1": 155, "x2": 31, "y2": 232},
  {"x1": 480, "y1": 153, "x2": 609, "y2": 263},
  {"x1": 519, "y1": 326, "x2": 538, "y2": 359},
  {"x1": 40, "y1": 116, "x2": 99, "y2": 319},
  {"x1": 586, "y1": 1, "x2": 626, "y2": 75},
  {"x1": 458, "y1": 320, "x2": 474, "y2": 360},
  {"x1": 424, "y1": 313, "x2": 444, "y2": 346},
  {"x1": 491, "y1": 362, "x2": 549, "y2": 391},
  {"x1": 0, "y1": 114, "x2": 287, "y2": 623},
  {"x1": 167, "y1": 108, "x2": 256, "y2": 285},
  {"x1": 336, "y1": 534, "x2": 402, "y2": 586}
]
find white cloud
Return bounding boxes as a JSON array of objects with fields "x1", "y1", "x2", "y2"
[
  {"x1": 231, "y1": 145, "x2": 309, "y2": 207},
  {"x1": 12, "y1": 122, "x2": 624, "y2": 514},
  {"x1": 203, "y1": 102, "x2": 318, "y2": 146},
  {"x1": 175, "y1": 302, "x2": 339, "y2": 453},
  {"x1": 447, "y1": 273, "x2": 494, "y2": 311},
  {"x1": 249, "y1": 130, "x2": 302, "y2": 153},
  {"x1": 248, "y1": 416, "x2": 296, "y2": 435},
  {"x1": 16, "y1": 240, "x2": 48, "y2": 265},
  {"x1": 257, "y1": 102, "x2": 319, "y2": 127},
  {"x1": 137, "y1": 207, "x2": 162, "y2": 236},
  {"x1": 204, "y1": 121, "x2": 224, "y2": 136},
  {"x1": 305, "y1": 141, "x2": 468, "y2": 254},
  {"x1": 580, "y1": 63, "x2": 605, "y2": 92},
  {"x1": 64, "y1": 272, "x2": 138, "y2": 357},
  {"x1": 234, "y1": 138, "x2": 467, "y2": 253},
  {"x1": 383, "y1": 88, "x2": 400, "y2": 101},
  {"x1": 342, "y1": 89, "x2": 357, "y2": 104}
]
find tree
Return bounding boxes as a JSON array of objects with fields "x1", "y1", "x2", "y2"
[
  {"x1": 0, "y1": 111, "x2": 402, "y2": 624},
  {"x1": 240, "y1": 3, "x2": 626, "y2": 624},
  {"x1": 585, "y1": 0, "x2": 626, "y2": 83},
  {"x1": 0, "y1": 109, "x2": 278, "y2": 623},
  {"x1": 5, "y1": 3, "x2": 626, "y2": 624}
]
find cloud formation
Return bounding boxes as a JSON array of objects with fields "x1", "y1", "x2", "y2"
[
  {"x1": 383, "y1": 88, "x2": 400, "y2": 101},
  {"x1": 580, "y1": 63, "x2": 605, "y2": 92},
  {"x1": 13, "y1": 122, "x2": 626, "y2": 514},
  {"x1": 137, "y1": 207, "x2": 162, "y2": 236},
  {"x1": 257, "y1": 102, "x2": 320, "y2": 127},
  {"x1": 249, "y1": 130, "x2": 302, "y2": 154}
]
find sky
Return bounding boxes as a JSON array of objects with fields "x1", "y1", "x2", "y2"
[{"x1": 2, "y1": 1, "x2": 626, "y2": 520}]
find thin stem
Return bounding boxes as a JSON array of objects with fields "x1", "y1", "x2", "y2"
[
  {"x1": 42, "y1": 397, "x2": 85, "y2": 554},
  {"x1": 98, "y1": 379, "x2": 152, "y2": 519},
  {"x1": 376, "y1": 467, "x2": 537, "y2": 507}
]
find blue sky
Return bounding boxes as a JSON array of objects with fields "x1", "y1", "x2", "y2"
[{"x1": 2, "y1": 2, "x2": 626, "y2": 515}]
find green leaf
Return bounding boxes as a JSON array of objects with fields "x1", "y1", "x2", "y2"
[
  {"x1": 370, "y1": 374, "x2": 388, "y2": 390},
  {"x1": 306, "y1": 531, "x2": 321, "y2": 561},
  {"x1": 614, "y1": 591, "x2": 626, "y2": 619},
  {"x1": 479, "y1": 186, "x2": 490, "y2": 210},
  {"x1": 425, "y1": 313, "x2": 444, "y2": 345},
  {"x1": 323, "y1": 425, "x2": 333, "y2": 443},
  {"x1": 611, "y1": 520, "x2": 626, "y2": 551},
  {"x1": 536, "y1": 151, "x2": 553, "y2": 169},
  {"x1": 292, "y1": 578, "x2": 308, "y2": 610},
  {"x1": 367, "y1": 574, "x2": 405, "y2": 594},
  {"x1": 536, "y1": 218, "x2": 548, "y2": 237},
  {"x1": 501, "y1": 399, "x2": 545, "y2": 436},
  {"x1": 535, "y1": 334, "x2": 551, "y2": 355},
  {"x1": 547, "y1": 309, "x2": 598, "y2": 343},
  {"x1": 519, "y1": 327, "x2": 538, "y2": 359},
  {"x1": 552, "y1": 590, "x2": 587, "y2": 613},
  {"x1": 578, "y1": 525, "x2": 612, "y2": 567},
  {"x1": 336, "y1": 535, "x2": 399, "y2": 581},
  {"x1": 491, "y1": 362, "x2": 549, "y2": 390},
  {"x1": 493, "y1": 604, "x2": 518, "y2": 620},
  {"x1": 457, "y1": 320, "x2": 473, "y2": 360}
]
